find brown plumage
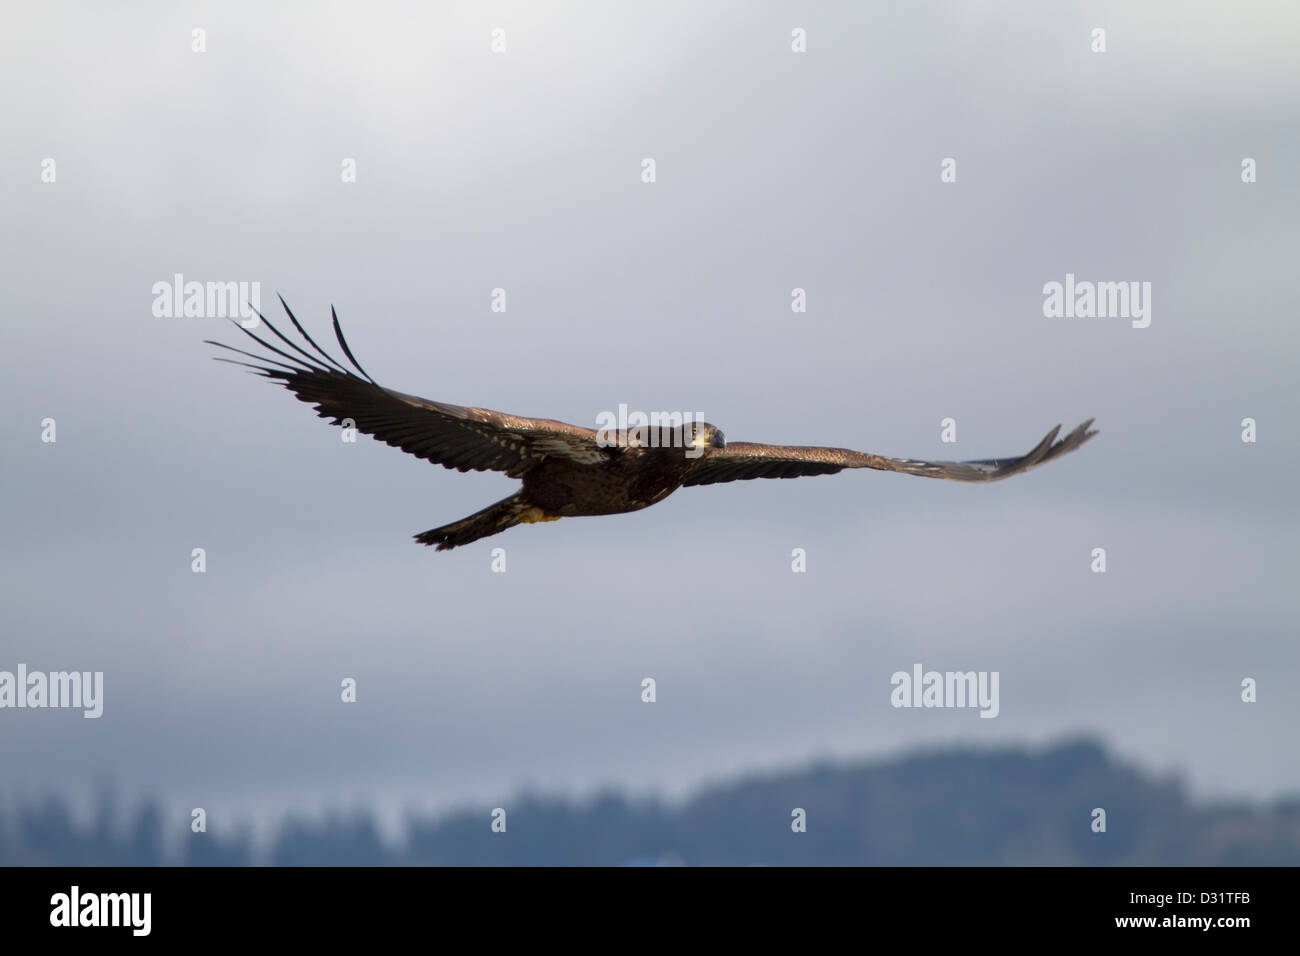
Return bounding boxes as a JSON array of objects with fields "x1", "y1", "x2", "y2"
[{"x1": 208, "y1": 300, "x2": 1097, "y2": 550}]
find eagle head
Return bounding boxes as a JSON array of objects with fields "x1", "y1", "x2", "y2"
[{"x1": 687, "y1": 421, "x2": 726, "y2": 453}]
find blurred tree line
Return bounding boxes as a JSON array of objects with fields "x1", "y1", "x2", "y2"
[{"x1": 3, "y1": 739, "x2": 1296, "y2": 865}]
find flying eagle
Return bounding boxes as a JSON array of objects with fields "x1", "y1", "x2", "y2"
[{"x1": 208, "y1": 300, "x2": 1097, "y2": 550}]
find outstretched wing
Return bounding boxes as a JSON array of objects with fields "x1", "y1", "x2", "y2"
[
  {"x1": 206, "y1": 298, "x2": 609, "y2": 477},
  {"x1": 682, "y1": 420, "x2": 1097, "y2": 487}
]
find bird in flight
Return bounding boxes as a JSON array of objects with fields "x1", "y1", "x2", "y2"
[{"x1": 208, "y1": 300, "x2": 1097, "y2": 551}]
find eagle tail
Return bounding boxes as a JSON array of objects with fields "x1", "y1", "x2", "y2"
[{"x1": 414, "y1": 494, "x2": 552, "y2": 551}]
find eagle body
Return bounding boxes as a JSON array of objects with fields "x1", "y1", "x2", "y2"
[
  {"x1": 208, "y1": 301, "x2": 1096, "y2": 551},
  {"x1": 522, "y1": 445, "x2": 699, "y2": 517}
]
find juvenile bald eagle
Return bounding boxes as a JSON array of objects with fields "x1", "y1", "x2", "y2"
[{"x1": 208, "y1": 300, "x2": 1097, "y2": 550}]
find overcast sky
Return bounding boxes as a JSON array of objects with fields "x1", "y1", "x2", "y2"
[{"x1": 2, "y1": 0, "x2": 1296, "y2": 833}]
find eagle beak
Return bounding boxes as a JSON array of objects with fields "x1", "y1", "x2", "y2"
[{"x1": 686, "y1": 427, "x2": 724, "y2": 455}]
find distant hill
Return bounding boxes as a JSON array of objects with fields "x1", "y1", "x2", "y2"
[{"x1": 4, "y1": 738, "x2": 1298, "y2": 865}]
